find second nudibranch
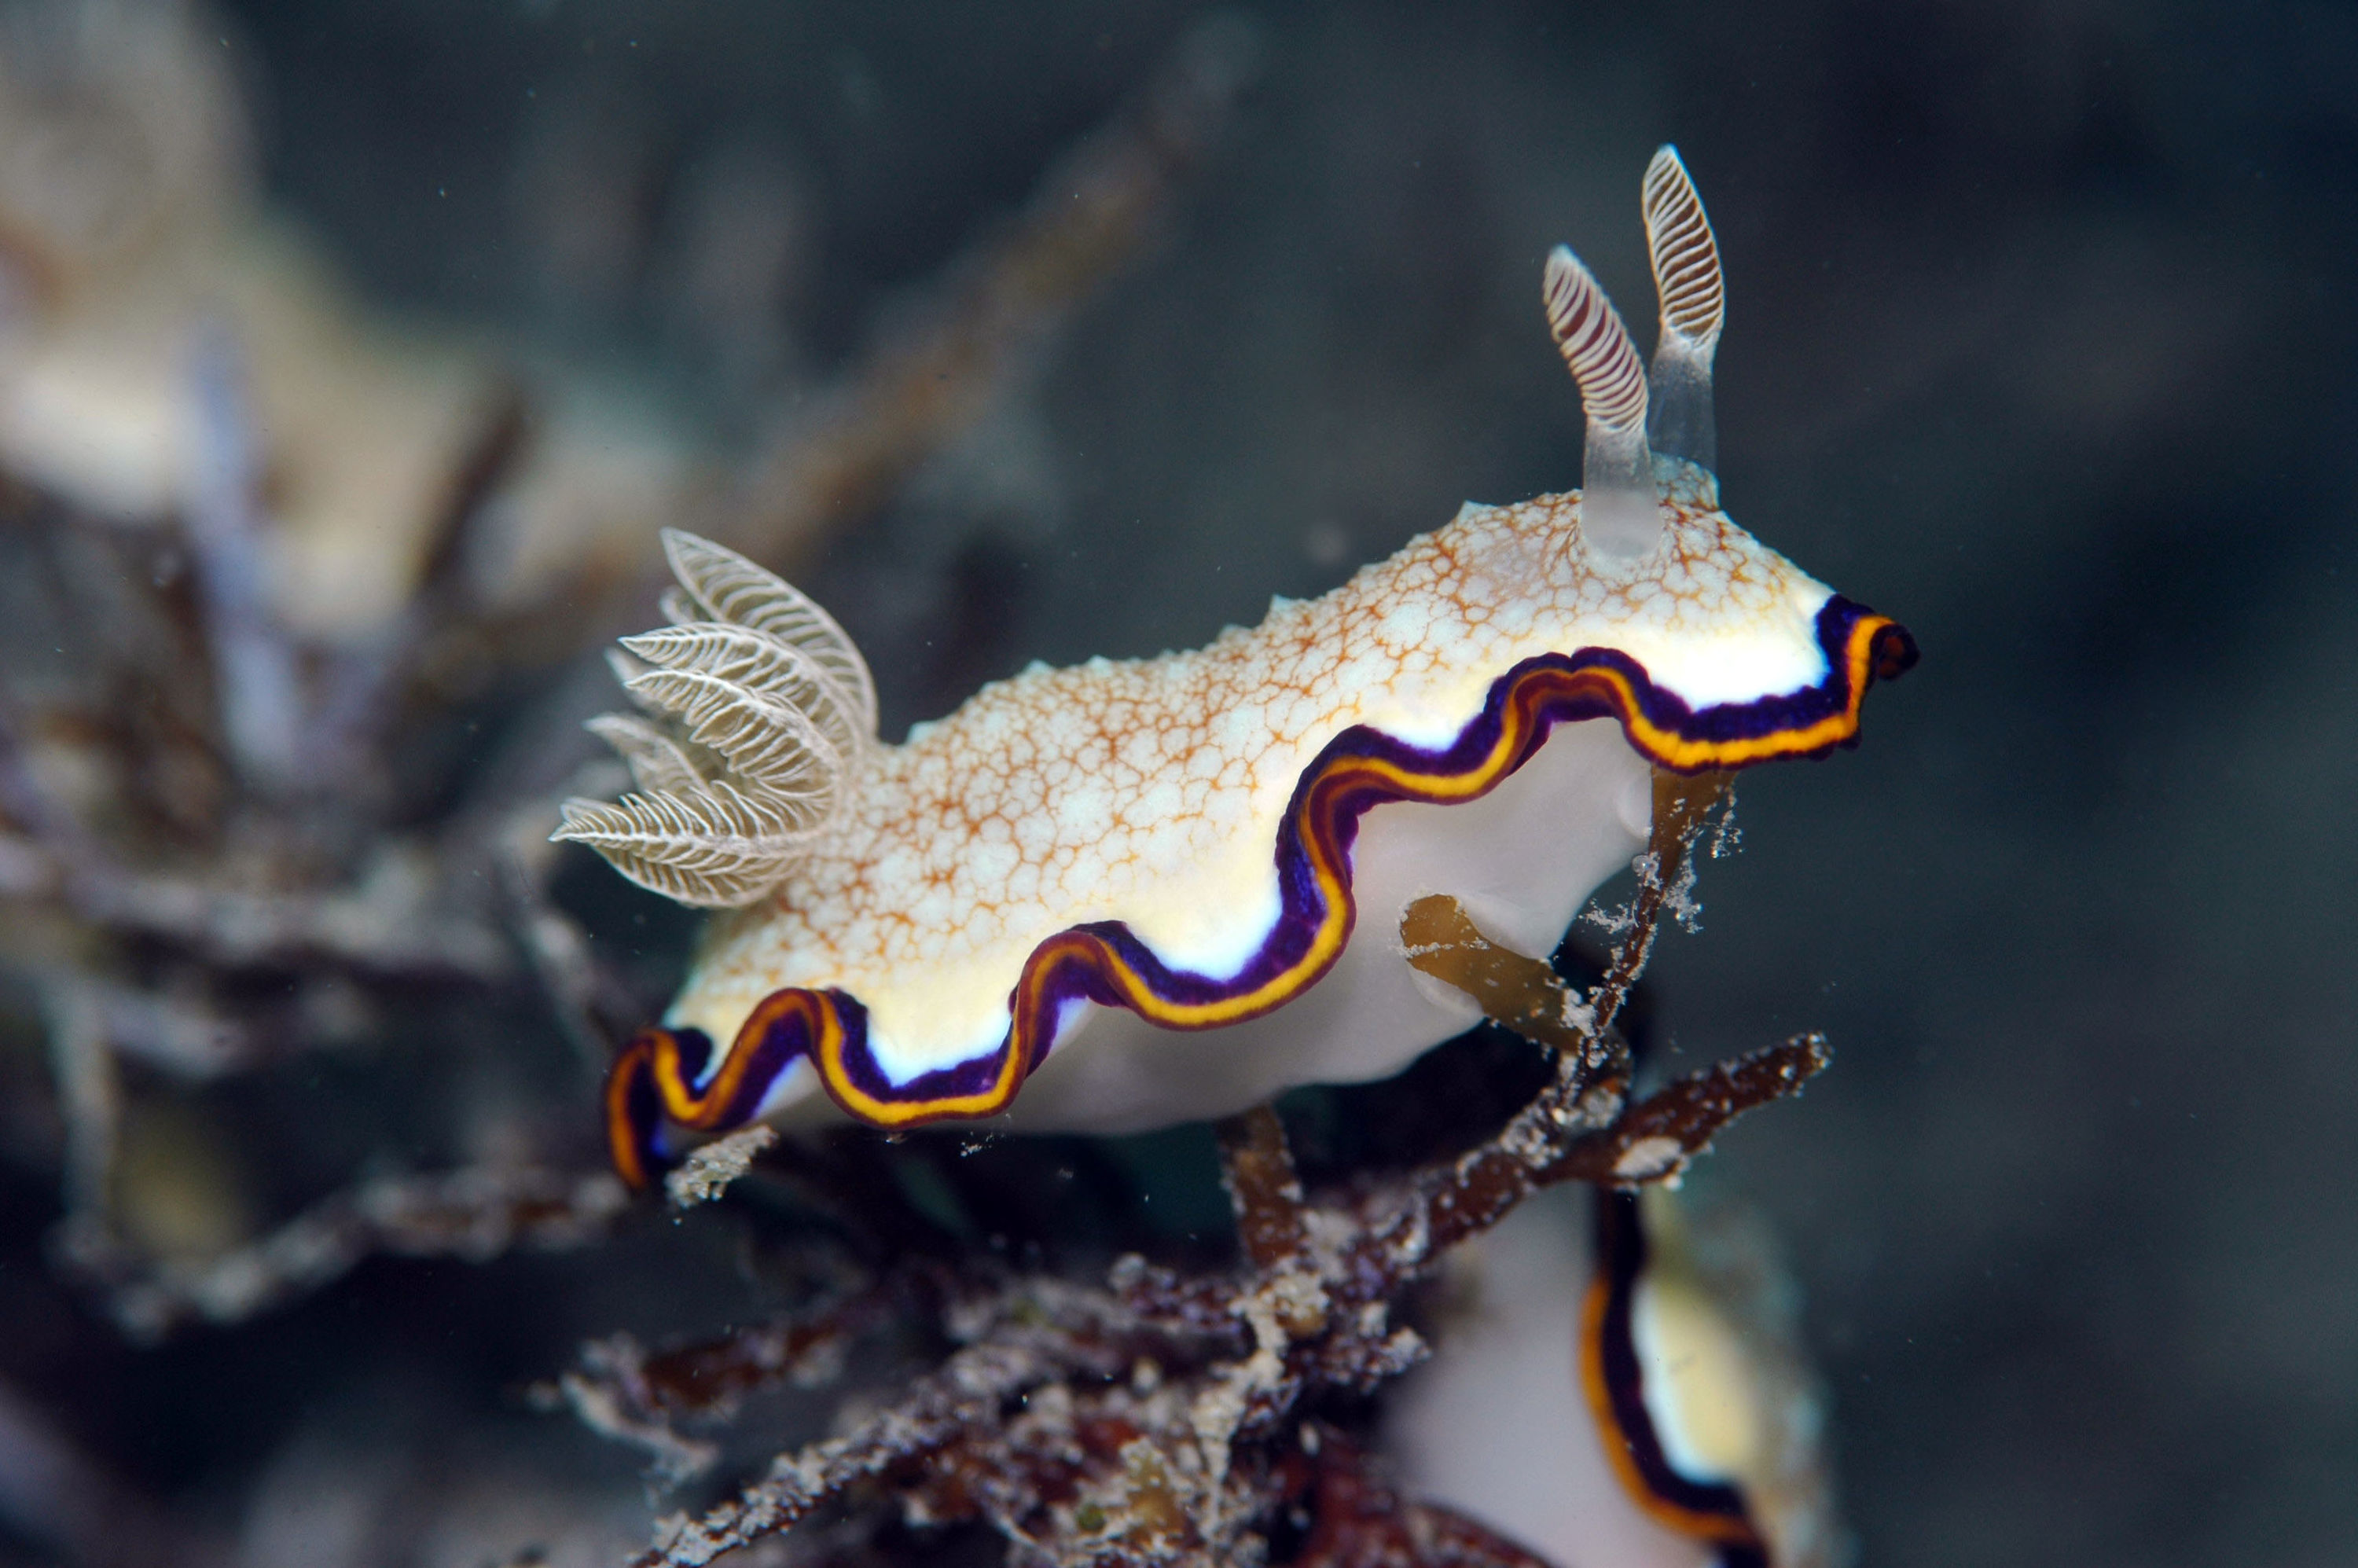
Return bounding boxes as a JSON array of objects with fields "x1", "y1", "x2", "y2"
[{"x1": 557, "y1": 148, "x2": 1915, "y2": 1186}]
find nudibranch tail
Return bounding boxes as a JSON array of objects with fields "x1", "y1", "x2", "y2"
[
  {"x1": 1640, "y1": 145, "x2": 1725, "y2": 472},
  {"x1": 1542, "y1": 244, "x2": 1662, "y2": 561},
  {"x1": 1391, "y1": 1185, "x2": 1811, "y2": 1568},
  {"x1": 553, "y1": 532, "x2": 878, "y2": 909}
]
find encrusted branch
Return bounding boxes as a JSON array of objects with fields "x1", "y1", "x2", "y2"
[
  {"x1": 56, "y1": 1164, "x2": 629, "y2": 1342},
  {"x1": 1288, "y1": 1426, "x2": 1559, "y2": 1568},
  {"x1": 61, "y1": 855, "x2": 512, "y2": 978},
  {"x1": 600, "y1": 766, "x2": 1824, "y2": 1567},
  {"x1": 547, "y1": 1274, "x2": 905, "y2": 1484},
  {"x1": 1401, "y1": 893, "x2": 1600, "y2": 1059},
  {"x1": 0, "y1": 702, "x2": 509, "y2": 977},
  {"x1": 624, "y1": 1279, "x2": 1180, "y2": 1568},
  {"x1": 634, "y1": 1334, "x2": 1062, "y2": 1568},
  {"x1": 1214, "y1": 1104, "x2": 1307, "y2": 1272},
  {"x1": 1544, "y1": 1032, "x2": 1833, "y2": 1188},
  {"x1": 612, "y1": 1008, "x2": 1834, "y2": 1566},
  {"x1": 499, "y1": 836, "x2": 630, "y2": 1073},
  {"x1": 1340, "y1": 766, "x2": 1794, "y2": 1286},
  {"x1": 1585, "y1": 766, "x2": 1732, "y2": 1034},
  {"x1": 1331, "y1": 1031, "x2": 1830, "y2": 1311},
  {"x1": 662, "y1": 1124, "x2": 781, "y2": 1210}
]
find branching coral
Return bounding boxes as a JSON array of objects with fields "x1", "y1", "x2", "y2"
[
  {"x1": 556, "y1": 770, "x2": 1830, "y2": 1568},
  {"x1": 0, "y1": 3, "x2": 1253, "y2": 1340},
  {"x1": 0, "y1": 21, "x2": 1864, "y2": 1568}
]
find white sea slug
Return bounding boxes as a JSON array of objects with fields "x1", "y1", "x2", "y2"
[
  {"x1": 1386, "y1": 1185, "x2": 1839, "y2": 1568},
  {"x1": 556, "y1": 148, "x2": 1915, "y2": 1188}
]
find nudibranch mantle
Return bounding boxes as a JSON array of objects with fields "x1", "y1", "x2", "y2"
[
  {"x1": 686, "y1": 479, "x2": 1849, "y2": 1098},
  {"x1": 560, "y1": 148, "x2": 1915, "y2": 1173}
]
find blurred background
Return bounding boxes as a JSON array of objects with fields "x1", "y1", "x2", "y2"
[{"x1": 0, "y1": 1, "x2": 2349, "y2": 1566}]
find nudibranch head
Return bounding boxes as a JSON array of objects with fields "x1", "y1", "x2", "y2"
[{"x1": 557, "y1": 148, "x2": 1915, "y2": 1184}]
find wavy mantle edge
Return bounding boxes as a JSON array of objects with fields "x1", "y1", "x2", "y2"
[
  {"x1": 603, "y1": 597, "x2": 1916, "y2": 1185},
  {"x1": 1581, "y1": 1187, "x2": 1773, "y2": 1562}
]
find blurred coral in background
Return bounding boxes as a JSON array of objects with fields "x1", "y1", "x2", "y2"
[{"x1": 0, "y1": 2, "x2": 2350, "y2": 1567}]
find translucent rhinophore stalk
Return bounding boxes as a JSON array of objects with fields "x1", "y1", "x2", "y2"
[{"x1": 1543, "y1": 244, "x2": 1663, "y2": 560}]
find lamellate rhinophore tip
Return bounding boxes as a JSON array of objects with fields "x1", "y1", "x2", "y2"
[
  {"x1": 1641, "y1": 145, "x2": 1724, "y2": 472},
  {"x1": 1542, "y1": 244, "x2": 1662, "y2": 560}
]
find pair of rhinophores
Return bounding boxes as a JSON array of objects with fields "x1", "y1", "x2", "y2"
[{"x1": 560, "y1": 149, "x2": 1912, "y2": 1567}]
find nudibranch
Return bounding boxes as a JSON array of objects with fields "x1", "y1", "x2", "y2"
[
  {"x1": 556, "y1": 148, "x2": 1915, "y2": 1185},
  {"x1": 1386, "y1": 1185, "x2": 1836, "y2": 1568}
]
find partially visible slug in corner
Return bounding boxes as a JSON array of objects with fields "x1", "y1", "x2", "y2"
[
  {"x1": 1385, "y1": 1181, "x2": 1839, "y2": 1568},
  {"x1": 557, "y1": 145, "x2": 1915, "y2": 1181}
]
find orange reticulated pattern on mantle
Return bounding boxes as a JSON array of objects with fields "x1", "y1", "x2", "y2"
[{"x1": 604, "y1": 600, "x2": 1912, "y2": 1183}]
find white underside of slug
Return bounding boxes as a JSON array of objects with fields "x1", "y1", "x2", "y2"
[
  {"x1": 857, "y1": 713, "x2": 1649, "y2": 1133},
  {"x1": 1387, "y1": 1185, "x2": 1840, "y2": 1568},
  {"x1": 1386, "y1": 1188, "x2": 1717, "y2": 1568}
]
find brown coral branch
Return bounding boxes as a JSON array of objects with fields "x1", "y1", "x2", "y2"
[
  {"x1": 1215, "y1": 1104, "x2": 1306, "y2": 1272},
  {"x1": 1340, "y1": 767, "x2": 1741, "y2": 1280},
  {"x1": 601, "y1": 777, "x2": 1819, "y2": 1568},
  {"x1": 499, "y1": 836, "x2": 632, "y2": 1072},
  {"x1": 547, "y1": 1276, "x2": 904, "y2": 1485},
  {"x1": 604, "y1": 1262, "x2": 1280, "y2": 1564},
  {"x1": 629, "y1": 1327, "x2": 1084, "y2": 1568},
  {"x1": 549, "y1": 1363, "x2": 723, "y2": 1490},
  {"x1": 62, "y1": 852, "x2": 512, "y2": 978},
  {"x1": 1323, "y1": 1032, "x2": 1829, "y2": 1325},
  {"x1": 1583, "y1": 767, "x2": 1732, "y2": 1039},
  {"x1": 71, "y1": 976, "x2": 260, "y2": 1078},
  {"x1": 56, "y1": 1163, "x2": 629, "y2": 1342},
  {"x1": 722, "y1": 16, "x2": 1260, "y2": 565},
  {"x1": 1288, "y1": 1427, "x2": 1558, "y2": 1568},
  {"x1": 1, "y1": 673, "x2": 514, "y2": 979},
  {"x1": 558, "y1": 1275, "x2": 905, "y2": 1435},
  {"x1": 1401, "y1": 893, "x2": 1597, "y2": 1059},
  {"x1": 1544, "y1": 1032, "x2": 1835, "y2": 1188},
  {"x1": 603, "y1": 1015, "x2": 1829, "y2": 1568},
  {"x1": 662, "y1": 1125, "x2": 781, "y2": 1210}
]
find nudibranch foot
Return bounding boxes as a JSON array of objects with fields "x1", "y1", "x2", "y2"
[{"x1": 565, "y1": 149, "x2": 1915, "y2": 1180}]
